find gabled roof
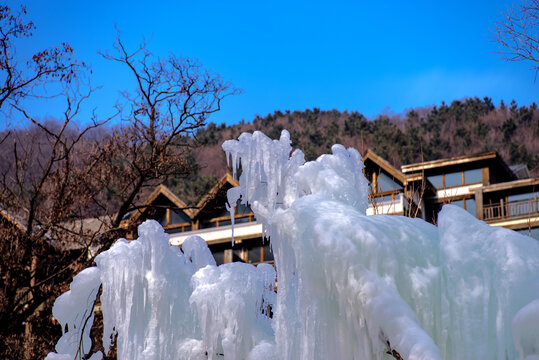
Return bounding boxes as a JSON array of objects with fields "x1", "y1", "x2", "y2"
[
  {"x1": 510, "y1": 164, "x2": 531, "y2": 179},
  {"x1": 363, "y1": 149, "x2": 406, "y2": 184},
  {"x1": 192, "y1": 173, "x2": 239, "y2": 218},
  {"x1": 127, "y1": 184, "x2": 193, "y2": 225},
  {"x1": 0, "y1": 207, "x2": 27, "y2": 233}
]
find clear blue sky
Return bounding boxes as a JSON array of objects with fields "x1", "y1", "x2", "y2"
[{"x1": 6, "y1": 0, "x2": 539, "y2": 125}]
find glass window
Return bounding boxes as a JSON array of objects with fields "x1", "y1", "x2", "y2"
[
  {"x1": 463, "y1": 169, "x2": 482, "y2": 184},
  {"x1": 170, "y1": 209, "x2": 191, "y2": 224},
  {"x1": 236, "y1": 202, "x2": 252, "y2": 215},
  {"x1": 517, "y1": 227, "x2": 539, "y2": 241},
  {"x1": 235, "y1": 216, "x2": 251, "y2": 224},
  {"x1": 444, "y1": 172, "x2": 463, "y2": 187},
  {"x1": 450, "y1": 199, "x2": 464, "y2": 208},
  {"x1": 374, "y1": 194, "x2": 394, "y2": 204},
  {"x1": 508, "y1": 192, "x2": 539, "y2": 202},
  {"x1": 248, "y1": 246, "x2": 261, "y2": 263},
  {"x1": 201, "y1": 221, "x2": 217, "y2": 229},
  {"x1": 263, "y1": 245, "x2": 274, "y2": 262},
  {"x1": 428, "y1": 175, "x2": 443, "y2": 189},
  {"x1": 465, "y1": 198, "x2": 476, "y2": 217},
  {"x1": 154, "y1": 209, "x2": 168, "y2": 227},
  {"x1": 377, "y1": 172, "x2": 402, "y2": 192}
]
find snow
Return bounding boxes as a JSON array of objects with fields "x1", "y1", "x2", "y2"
[
  {"x1": 190, "y1": 262, "x2": 276, "y2": 360},
  {"x1": 47, "y1": 130, "x2": 539, "y2": 360},
  {"x1": 44, "y1": 266, "x2": 101, "y2": 360}
]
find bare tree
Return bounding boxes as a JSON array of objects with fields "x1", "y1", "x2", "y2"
[
  {"x1": 0, "y1": 9, "x2": 238, "y2": 359},
  {"x1": 94, "y1": 32, "x2": 240, "y2": 236},
  {"x1": 492, "y1": 0, "x2": 539, "y2": 74},
  {"x1": 0, "y1": 5, "x2": 82, "y2": 121},
  {"x1": 0, "y1": 5, "x2": 108, "y2": 358}
]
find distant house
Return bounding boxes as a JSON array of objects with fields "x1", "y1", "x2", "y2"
[
  {"x1": 398, "y1": 151, "x2": 536, "y2": 238},
  {"x1": 123, "y1": 174, "x2": 272, "y2": 265},
  {"x1": 125, "y1": 150, "x2": 538, "y2": 264},
  {"x1": 362, "y1": 150, "x2": 437, "y2": 222}
]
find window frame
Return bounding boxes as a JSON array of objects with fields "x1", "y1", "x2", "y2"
[{"x1": 429, "y1": 169, "x2": 483, "y2": 189}]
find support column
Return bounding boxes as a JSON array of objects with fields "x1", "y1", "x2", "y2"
[
  {"x1": 224, "y1": 249, "x2": 233, "y2": 263},
  {"x1": 475, "y1": 188, "x2": 483, "y2": 220}
]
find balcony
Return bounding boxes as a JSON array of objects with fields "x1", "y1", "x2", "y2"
[{"x1": 483, "y1": 196, "x2": 539, "y2": 221}]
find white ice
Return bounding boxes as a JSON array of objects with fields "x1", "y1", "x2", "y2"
[{"x1": 47, "y1": 130, "x2": 539, "y2": 360}]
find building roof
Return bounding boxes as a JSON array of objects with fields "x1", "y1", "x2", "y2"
[
  {"x1": 193, "y1": 173, "x2": 239, "y2": 218},
  {"x1": 510, "y1": 164, "x2": 531, "y2": 179},
  {"x1": 401, "y1": 152, "x2": 500, "y2": 173},
  {"x1": 127, "y1": 184, "x2": 194, "y2": 225},
  {"x1": 0, "y1": 207, "x2": 27, "y2": 233},
  {"x1": 363, "y1": 149, "x2": 406, "y2": 184}
]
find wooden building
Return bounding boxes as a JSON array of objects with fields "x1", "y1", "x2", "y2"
[
  {"x1": 125, "y1": 150, "x2": 538, "y2": 263},
  {"x1": 123, "y1": 174, "x2": 272, "y2": 265},
  {"x1": 399, "y1": 151, "x2": 537, "y2": 238}
]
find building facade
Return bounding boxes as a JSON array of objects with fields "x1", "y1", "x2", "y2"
[{"x1": 124, "y1": 151, "x2": 539, "y2": 265}]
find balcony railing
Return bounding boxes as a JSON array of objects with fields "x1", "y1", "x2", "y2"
[
  {"x1": 200, "y1": 213, "x2": 255, "y2": 229},
  {"x1": 483, "y1": 196, "x2": 539, "y2": 221}
]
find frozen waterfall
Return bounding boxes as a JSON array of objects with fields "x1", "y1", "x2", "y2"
[{"x1": 46, "y1": 130, "x2": 539, "y2": 360}]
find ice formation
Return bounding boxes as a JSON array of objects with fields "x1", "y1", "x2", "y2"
[{"x1": 47, "y1": 130, "x2": 539, "y2": 360}]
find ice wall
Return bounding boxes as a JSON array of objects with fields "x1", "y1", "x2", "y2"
[{"x1": 47, "y1": 130, "x2": 539, "y2": 360}]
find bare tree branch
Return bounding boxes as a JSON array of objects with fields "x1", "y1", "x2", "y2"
[{"x1": 492, "y1": 0, "x2": 539, "y2": 75}]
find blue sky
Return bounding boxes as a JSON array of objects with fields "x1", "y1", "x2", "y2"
[{"x1": 6, "y1": 0, "x2": 539, "y2": 126}]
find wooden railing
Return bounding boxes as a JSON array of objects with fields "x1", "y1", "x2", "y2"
[
  {"x1": 483, "y1": 196, "x2": 539, "y2": 221},
  {"x1": 163, "y1": 222, "x2": 192, "y2": 233},
  {"x1": 201, "y1": 213, "x2": 255, "y2": 229}
]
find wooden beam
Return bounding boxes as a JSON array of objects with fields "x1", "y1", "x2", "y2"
[
  {"x1": 475, "y1": 188, "x2": 483, "y2": 220},
  {"x1": 481, "y1": 167, "x2": 489, "y2": 186}
]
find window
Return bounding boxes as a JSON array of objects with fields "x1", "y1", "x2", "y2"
[
  {"x1": 201, "y1": 221, "x2": 218, "y2": 229},
  {"x1": 170, "y1": 209, "x2": 190, "y2": 225},
  {"x1": 236, "y1": 202, "x2": 253, "y2": 215},
  {"x1": 245, "y1": 241, "x2": 274, "y2": 264},
  {"x1": 248, "y1": 246, "x2": 262, "y2": 263},
  {"x1": 463, "y1": 169, "x2": 482, "y2": 184},
  {"x1": 220, "y1": 219, "x2": 232, "y2": 227},
  {"x1": 441, "y1": 197, "x2": 477, "y2": 217},
  {"x1": 517, "y1": 227, "x2": 539, "y2": 241},
  {"x1": 263, "y1": 245, "x2": 274, "y2": 262},
  {"x1": 155, "y1": 209, "x2": 168, "y2": 227},
  {"x1": 374, "y1": 194, "x2": 395, "y2": 204},
  {"x1": 428, "y1": 175, "x2": 444, "y2": 189},
  {"x1": 428, "y1": 169, "x2": 483, "y2": 189},
  {"x1": 508, "y1": 191, "x2": 539, "y2": 202},
  {"x1": 235, "y1": 216, "x2": 251, "y2": 224},
  {"x1": 213, "y1": 250, "x2": 225, "y2": 265},
  {"x1": 377, "y1": 172, "x2": 402, "y2": 193},
  {"x1": 444, "y1": 172, "x2": 462, "y2": 187},
  {"x1": 465, "y1": 198, "x2": 476, "y2": 216}
]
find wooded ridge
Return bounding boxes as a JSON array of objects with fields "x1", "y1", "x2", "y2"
[{"x1": 192, "y1": 97, "x2": 539, "y2": 203}]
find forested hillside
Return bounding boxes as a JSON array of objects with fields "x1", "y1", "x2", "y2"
[
  {"x1": 190, "y1": 97, "x2": 539, "y2": 203},
  {"x1": 3, "y1": 97, "x2": 538, "y2": 207}
]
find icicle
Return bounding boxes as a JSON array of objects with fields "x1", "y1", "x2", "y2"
[
  {"x1": 226, "y1": 187, "x2": 241, "y2": 245},
  {"x1": 47, "y1": 129, "x2": 539, "y2": 360}
]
